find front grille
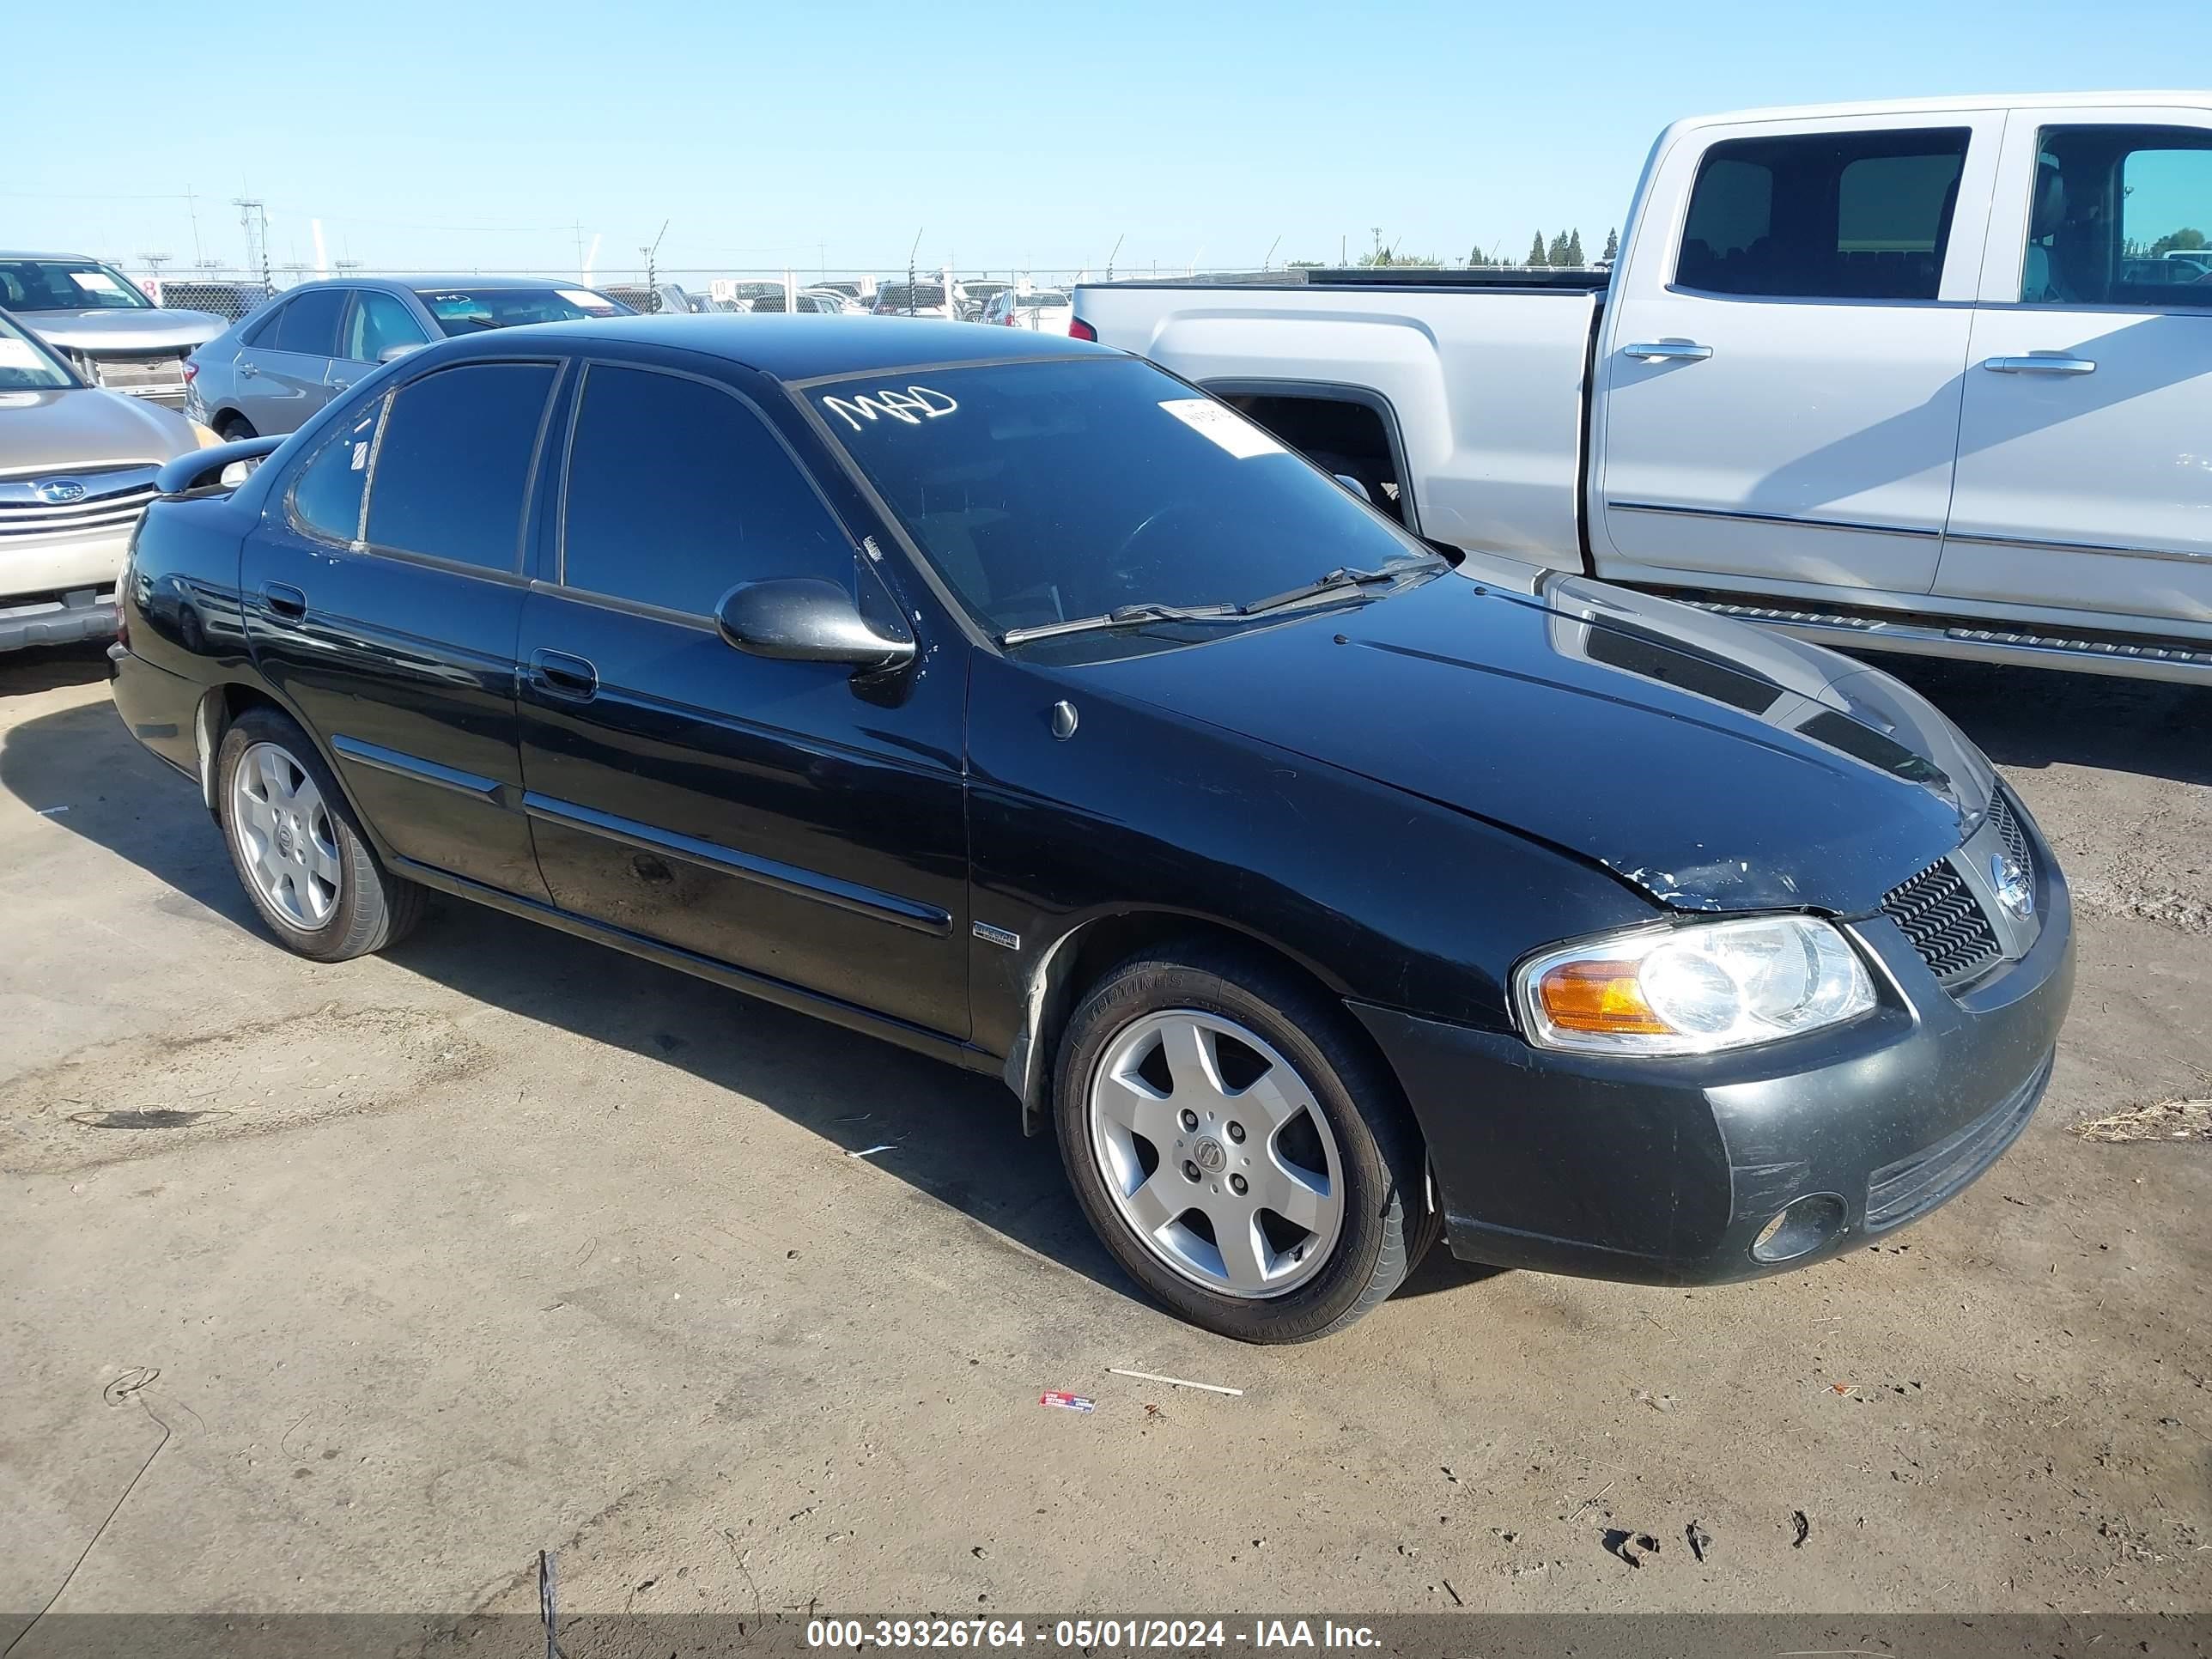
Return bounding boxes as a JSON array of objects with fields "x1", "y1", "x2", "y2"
[
  {"x1": 0, "y1": 469, "x2": 161, "y2": 540},
  {"x1": 1985, "y1": 787, "x2": 2029, "y2": 875},
  {"x1": 1881, "y1": 858, "x2": 2003, "y2": 983},
  {"x1": 1866, "y1": 1051, "x2": 2051, "y2": 1230}
]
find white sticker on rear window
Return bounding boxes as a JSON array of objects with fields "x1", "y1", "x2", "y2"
[
  {"x1": 820, "y1": 385, "x2": 958, "y2": 432},
  {"x1": 351, "y1": 441, "x2": 369, "y2": 471},
  {"x1": 0, "y1": 340, "x2": 43, "y2": 370},
  {"x1": 1158, "y1": 398, "x2": 1284, "y2": 459},
  {"x1": 70, "y1": 270, "x2": 124, "y2": 293}
]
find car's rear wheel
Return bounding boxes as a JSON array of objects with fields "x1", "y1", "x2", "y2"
[
  {"x1": 216, "y1": 708, "x2": 422, "y2": 962},
  {"x1": 218, "y1": 415, "x2": 258, "y2": 442},
  {"x1": 1054, "y1": 945, "x2": 1433, "y2": 1342}
]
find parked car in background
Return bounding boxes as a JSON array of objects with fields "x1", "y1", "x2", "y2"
[
  {"x1": 1078, "y1": 92, "x2": 2212, "y2": 684},
  {"x1": 982, "y1": 287, "x2": 1073, "y2": 331},
  {"x1": 0, "y1": 308, "x2": 210, "y2": 649},
  {"x1": 745, "y1": 289, "x2": 854, "y2": 314},
  {"x1": 116, "y1": 316, "x2": 2069, "y2": 1341},
  {"x1": 187, "y1": 276, "x2": 630, "y2": 438},
  {"x1": 959, "y1": 280, "x2": 1009, "y2": 320},
  {"x1": 872, "y1": 282, "x2": 965, "y2": 319},
  {"x1": 0, "y1": 252, "x2": 227, "y2": 408}
]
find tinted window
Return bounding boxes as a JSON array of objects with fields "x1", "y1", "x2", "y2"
[
  {"x1": 342, "y1": 289, "x2": 429, "y2": 361},
  {"x1": 290, "y1": 399, "x2": 385, "y2": 544},
  {"x1": 1677, "y1": 128, "x2": 1969, "y2": 301},
  {"x1": 562, "y1": 365, "x2": 853, "y2": 614},
  {"x1": 272, "y1": 287, "x2": 347, "y2": 356},
  {"x1": 812, "y1": 356, "x2": 1434, "y2": 637},
  {"x1": 240, "y1": 299, "x2": 288, "y2": 348},
  {"x1": 2025, "y1": 125, "x2": 2212, "y2": 308},
  {"x1": 366, "y1": 363, "x2": 556, "y2": 570}
]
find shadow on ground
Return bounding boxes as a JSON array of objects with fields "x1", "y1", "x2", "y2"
[{"x1": 0, "y1": 663, "x2": 1492, "y2": 1315}]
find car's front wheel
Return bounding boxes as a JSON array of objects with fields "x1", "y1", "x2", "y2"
[
  {"x1": 1054, "y1": 945, "x2": 1435, "y2": 1343},
  {"x1": 216, "y1": 708, "x2": 422, "y2": 962}
]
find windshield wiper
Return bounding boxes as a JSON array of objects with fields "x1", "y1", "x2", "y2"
[
  {"x1": 1000, "y1": 602, "x2": 1246, "y2": 646},
  {"x1": 1239, "y1": 554, "x2": 1449, "y2": 616}
]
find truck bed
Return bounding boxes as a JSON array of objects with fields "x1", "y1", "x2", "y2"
[{"x1": 1079, "y1": 266, "x2": 1611, "y2": 294}]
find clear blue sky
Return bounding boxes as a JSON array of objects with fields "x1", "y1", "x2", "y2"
[{"x1": 11, "y1": 0, "x2": 2210, "y2": 280}]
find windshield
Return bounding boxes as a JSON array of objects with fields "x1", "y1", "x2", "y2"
[
  {"x1": 0, "y1": 258, "x2": 154, "y2": 313},
  {"x1": 415, "y1": 286, "x2": 628, "y2": 334},
  {"x1": 0, "y1": 313, "x2": 78, "y2": 391},
  {"x1": 811, "y1": 356, "x2": 1431, "y2": 638}
]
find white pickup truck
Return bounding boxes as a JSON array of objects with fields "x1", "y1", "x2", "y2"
[{"x1": 1075, "y1": 92, "x2": 2212, "y2": 684}]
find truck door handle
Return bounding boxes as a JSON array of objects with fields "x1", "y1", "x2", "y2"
[
  {"x1": 530, "y1": 649, "x2": 599, "y2": 699},
  {"x1": 1984, "y1": 355, "x2": 2096, "y2": 375},
  {"x1": 1623, "y1": 341, "x2": 1713, "y2": 362},
  {"x1": 261, "y1": 581, "x2": 306, "y2": 619}
]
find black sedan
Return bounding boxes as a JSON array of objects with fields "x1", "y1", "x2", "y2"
[{"x1": 111, "y1": 317, "x2": 2074, "y2": 1343}]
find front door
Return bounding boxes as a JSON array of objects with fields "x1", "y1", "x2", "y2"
[
  {"x1": 240, "y1": 358, "x2": 562, "y2": 898},
  {"x1": 1939, "y1": 111, "x2": 2212, "y2": 623},
  {"x1": 516, "y1": 357, "x2": 970, "y2": 1037},
  {"x1": 1595, "y1": 117, "x2": 1999, "y2": 597}
]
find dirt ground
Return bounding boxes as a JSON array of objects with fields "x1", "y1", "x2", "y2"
[{"x1": 0, "y1": 641, "x2": 2206, "y2": 1628}]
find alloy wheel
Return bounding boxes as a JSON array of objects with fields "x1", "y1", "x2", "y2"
[
  {"x1": 230, "y1": 740, "x2": 342, "y2": 929},
  {"x1": 1087, "y1": 1009, "x2": 1345, "y2": 1297}
]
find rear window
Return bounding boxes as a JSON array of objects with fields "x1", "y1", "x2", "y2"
[
  {"x1": 1019, "y1": 291, "x2": 1070, "y2": 307},
  {"x1": 1676, "y1": 128, "x2": 1970, "y2": 301},
  {"x1": 416, "y1": 287, "x2": 628, "y2": 334}
]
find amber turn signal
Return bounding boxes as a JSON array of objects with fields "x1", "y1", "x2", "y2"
[{"x1": 1534, "y1": 958, "x2": 1672, "y2": 1036}]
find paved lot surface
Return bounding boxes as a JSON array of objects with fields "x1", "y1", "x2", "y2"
[{"x1": 1, "y1": 641, "x2": 2207, "y2": 1629}]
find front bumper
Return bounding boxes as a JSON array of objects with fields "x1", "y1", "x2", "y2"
[{"x1": 1352, "y1": 807, "x2": 2075, "y2": 1285}]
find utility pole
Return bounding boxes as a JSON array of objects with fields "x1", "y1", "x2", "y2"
[
  {"x1": 1262, "y1": 234, "x2": 1281, "y2": 272},
  {"x1": 641, "y1": 219, "x2": 670, "y2": 308},
  {"x1": 234, "y1": 198, "x2": 270, "y2": 293},
  {"x1": 906, "y1": 227, "x2": 924, "y2": 315},
  {"x1": 1371, "y1": 226, "x2": 1382, "y2": 261},
  {"x1": 1105, "y1": 233, "x2": 1123, "y2": 282}
]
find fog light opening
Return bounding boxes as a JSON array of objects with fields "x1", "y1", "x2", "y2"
[{"x1": 1751, "y1": 1193, "x2": 1847, "y2": 1264}]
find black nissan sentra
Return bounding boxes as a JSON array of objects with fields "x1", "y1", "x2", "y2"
[{"x1": 112, "y1": 317, "x2": 2074, "y2": 1343}]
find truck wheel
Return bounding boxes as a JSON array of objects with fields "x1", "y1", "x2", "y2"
[
  {"x1": 216, "y1": 708, "x2": 423, "y2": 963},
  {"x1": 1054, "y1": 944, "x2": 1432, "y2": 1343}
]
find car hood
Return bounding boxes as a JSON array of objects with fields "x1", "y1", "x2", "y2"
[
  {"x1": 20, "y1": 308, "x2": 228, "y2": 354},
  {"x1": 1048, "y1": 568, "x2": 1991, "y2": 916},
  {"x1": 0, "y1": 387, "x2": 201, "y2": 471}
]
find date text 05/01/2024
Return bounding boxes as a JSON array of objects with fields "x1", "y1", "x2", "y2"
[{"x1": 804, "y1": 1620, "x2": 1382, "y2": 1650}]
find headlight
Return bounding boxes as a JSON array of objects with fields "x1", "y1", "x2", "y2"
[{"x1": 1515, "y1": 915, "x2": 1875, "y2": 1056}]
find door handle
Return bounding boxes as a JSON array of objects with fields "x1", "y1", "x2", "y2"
[
  {"x1": 261, "y1": 581, "x2": 306, "y2": 619},
  {"x1": 530, "y1": 649, "x2": 599, "y2": 699},
  {"x1": 238, "y1": 361, "x2": 260, "y2": 378},
  {"x1": 1623, "y1": 341, "x2": 1714, "y2": 362},
  {"x1": 1984, "y1": 355, "x2": 2096, "y2": 375},
  {"x1": 329, "y1": 378, "x2": 352, "y2": 392}
]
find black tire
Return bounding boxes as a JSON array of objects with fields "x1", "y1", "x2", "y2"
[
  {"x1": 215, "y1": 707, "x2": 423, "y2": 963},
  {"x1": 1053, "y1": 942, "x2": 1434, "y2": 1343},
  {"x1": 217, "y1": 415, "x2": 258, "y2": 442}
]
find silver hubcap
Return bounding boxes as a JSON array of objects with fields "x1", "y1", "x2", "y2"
[
  {"x1": 230, "y1": 741, "x2": 342, "y2": 929},
  {"x1": 1087, "y1": 1009, "x2": 1345, "y2": 1298}
]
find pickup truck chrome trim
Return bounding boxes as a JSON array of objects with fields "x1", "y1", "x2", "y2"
[
  {"x1": 1942, "y1": 530, "x2": 2211, "y2": 566},
  {"x1": 1607, "y1": 500, "x2": 1942, "y2": 541}
]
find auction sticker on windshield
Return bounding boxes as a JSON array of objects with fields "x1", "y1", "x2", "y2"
[
  {"x1": 68, "y1": 270, "x2": 124, "y2": 294},
  {"x1": 556, "y1": 289, "x2": 619, "y2": 313},
  {"x1": 1158, "y1": 398, "x2": 1284, "y2": 459},
  {"x1": 0, "y1": 341, "x2": 44, "y2": 372}
]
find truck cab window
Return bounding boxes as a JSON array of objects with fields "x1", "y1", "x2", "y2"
[
  {"x1": 1677, "y1": 129, "x2": 1969, "y2": 301},
  {"x1": 2024, "y1": 126, "x2": 2212, "y2": 308}
]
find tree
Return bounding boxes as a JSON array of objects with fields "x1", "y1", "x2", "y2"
[
  {"x1": 2151, "y1": 228, "x2": 2208, "y2": 256},
  {"x1": 1602, "y1": 227, "x2": 1619, "y2": 262},
  {"x1": 1527, "y1": 231, "x2": 1548, "y2": 268},
  {"x1": 1547, "y1": 231, "x2": 1572, "y2": 266},
  {"x1": 1564, "y1": 229, "x2": 1585, "y2": 266}
]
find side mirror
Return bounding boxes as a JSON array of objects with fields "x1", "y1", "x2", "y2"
[
  {"x1": 717, "y1": 578, "x2": 915, "y2": 672},
  {"x1": 1333, "y1": 472, "x2": 1372, "y2": 502},
  {"x1": 155, "y1": 434, "x2": 284, "y2": 497},
  {"x1": 378, "y1": 343, "x2": 425, "y2": 364}
]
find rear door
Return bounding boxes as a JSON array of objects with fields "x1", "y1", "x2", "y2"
[
  {"x1": 1594, "y1": 113, "x2": 2001, "y2": 596},
  {"x1": 236, "y1": 286, "x2": 349, "y2": 434},
  {"x1": 515, "y1": 356, "x2": 971, "y2": 1037},
  {"x1": 1939, "y1": 109, "x2": 2212, "y2": 623},
  {"x1": 240, "y1": 358, "x2": 562, "y2": 898}
]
